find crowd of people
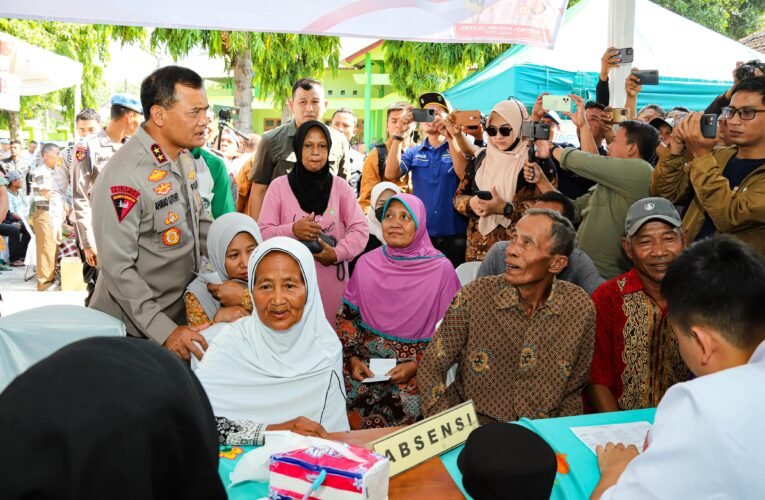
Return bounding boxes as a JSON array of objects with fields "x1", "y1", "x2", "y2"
[{"x1": 1, "y1": 45, "x2": 765, "y2": 498}]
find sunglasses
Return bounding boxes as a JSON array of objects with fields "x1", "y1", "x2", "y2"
[{"x1": 485, "y1": 126, "x2": 513, "y2": 137}]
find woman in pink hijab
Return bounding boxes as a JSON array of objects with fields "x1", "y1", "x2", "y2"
[{"x1": 337, "y1": 194, "x2": 461, "y2": 429}]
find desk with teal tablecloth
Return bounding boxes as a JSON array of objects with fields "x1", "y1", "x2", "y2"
[
  {"x1": 440, "y1": 408, "x2": 657, "y2": 499},
  {"x1": 218, "y1": 409, "x2": 656, "y2": 499}
]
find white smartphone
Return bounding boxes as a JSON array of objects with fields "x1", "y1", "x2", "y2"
[{"x1": 542, "y1": 95, "x2": 572, "y2": 113}]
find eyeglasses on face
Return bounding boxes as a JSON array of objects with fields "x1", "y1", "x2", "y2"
[
  {"x1": 486, "y1": 126, "x2": 513, "y2": 137},
  {"x1": 721, "y1": 106, "x2": 765, "y2": 120}
]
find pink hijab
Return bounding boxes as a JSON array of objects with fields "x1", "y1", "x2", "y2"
[{"x1": 343, "y1": 194, "x2": 461, "y2": 342}]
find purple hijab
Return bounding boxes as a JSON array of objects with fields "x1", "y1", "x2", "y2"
[{"x1": 343, "y1": 194, "x2": 461, "y2": 342}]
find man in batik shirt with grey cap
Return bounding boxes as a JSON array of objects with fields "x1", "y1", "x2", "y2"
[{"x1": 586, "y1": 197, "x2": 690, "y2": 413}]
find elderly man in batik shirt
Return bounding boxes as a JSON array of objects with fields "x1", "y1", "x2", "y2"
[
  {"x1": 586, "y1": 198, "x2": 689, "y2": 412},
  {"x1": 419, "y1": 209, "x2": 596, "y2": 424}
]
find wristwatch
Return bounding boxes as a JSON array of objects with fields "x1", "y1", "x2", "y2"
[
  {"x1": 503, "y1": 203, "x2": 514, "y2": 218},
  {"x1": 391, "y1": 135, "x2": 404, "y2": 141}
]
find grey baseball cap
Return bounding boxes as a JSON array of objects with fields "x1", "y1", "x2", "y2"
[{"x1": 625, "y1": 197, "x2": 682, "y2": 237}]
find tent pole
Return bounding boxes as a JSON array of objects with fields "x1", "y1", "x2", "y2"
[
  {"x1": 74, "y1": 83, "x2": 82, "y2": 138},
  {"x1": 363, "y1": 53, "x2": 372, "y2": 151},
  {"x1": 608, "y1": 0, "x2": 636, "y2": 108}
]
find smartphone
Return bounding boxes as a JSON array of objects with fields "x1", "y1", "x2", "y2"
[
  {"x1": 632, "y1": 70, "x2": 659, "y2": 85},
  {"x1": 616, "y1": 47, "x2": 633, "y2": 64},
  {"x1": 411, "y1": 108, "x2": 436, "y2": 123},
  {"x1": 610, "y1": 107, "x2": 631, "y2": 124},
  {"x1": 453, "y1": 110, "x2": 482, "y2": 127},
  {"x1": 520, "y1": 121, "x2": 551, "y2": 141},
  {"x1": 701, "y1": 113, "x2": 718, "y2": 139},
  {"x1": 542, "y1": 95, "x2": 572, "y2": 113},
  {"x1": 475, "y1": 190, "x2": 493, "y2": 201}
]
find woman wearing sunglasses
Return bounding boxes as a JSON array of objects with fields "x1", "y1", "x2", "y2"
[{"x1": 453, "y1": 98, "x2": 558, "y2": 261}]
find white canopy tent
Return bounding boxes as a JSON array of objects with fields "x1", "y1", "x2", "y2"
[
  {"x1": 0, "y1": 31, "x2": 83, "y2": 112},
  {"x1": 445, "y1": 0, "x2": 765, "y2": 112}
]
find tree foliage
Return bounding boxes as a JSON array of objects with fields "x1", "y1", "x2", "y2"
[
  {"x1": 150, "y1": 30, "x2": 341, "y2": 110},
  {"x1": 0, "y1": 19, "x2": 144, "y2": 128},
  {"x1": 382, "y1": 41, "x2": 509, "y2": 102}
]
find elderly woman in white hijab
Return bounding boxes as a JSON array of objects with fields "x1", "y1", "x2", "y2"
[
  {"x1": 195, "y1": 237, "x2": 350, "y2": 445},
  {"x1": 452, "y1": 98, "x2": 558, "y2": 261},
  {"x1": 185, "y1": 212, "x2": 262, "y2": 330}
]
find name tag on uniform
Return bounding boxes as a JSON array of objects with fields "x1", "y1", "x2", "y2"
[{"x1": 369, "y1": 400, "x2": 479, "y2": 476}]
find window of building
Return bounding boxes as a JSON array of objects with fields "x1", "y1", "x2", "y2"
[{"x1": 264, "y1": 118, "x2": 282, "y2": 131}]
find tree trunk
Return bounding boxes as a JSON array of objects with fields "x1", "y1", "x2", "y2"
[
  {"x1": 232, "y1": 51, "x2": 253, "y2": 134},
  {"x1": 8, "y1": 111, "x2": 21, "y2": 140},
  {"x1": 281, "y1": 101, "x2": 292, "y2": 125}
]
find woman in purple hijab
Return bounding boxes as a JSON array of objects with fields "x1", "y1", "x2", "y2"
[{"x1": 337, "y1": 193, "x2": 461, "y2": 429}]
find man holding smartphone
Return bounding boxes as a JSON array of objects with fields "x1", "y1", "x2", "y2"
[
  {"x1": 384, "y1": 92, "x2": 469, "y2": 266},
  {"x1": 651, "y1": 77, "x2": 765, "y2": 255}
]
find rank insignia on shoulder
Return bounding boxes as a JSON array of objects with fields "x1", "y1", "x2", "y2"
[
  {"x1": 164, "y1": 211, "x2": 179, "y2": 225},
  {"x1": 153, "y1": 182, "x2": 172, "y2": 196},
  {"x1": 151, "y1": 144, "x2": 168, "y2": 164},
  {"x1": 110, "y1": 185, "x2": 140, "y2": 222},
  {"x1": 148, "y1": 169, "x2": 168, "y2": 182},
  {"x1": 162, "y1": 227, "x2": 181, "y2": 246},
  {"x1": 75, "y1": 147, "x2": 87, "y2": 162}
]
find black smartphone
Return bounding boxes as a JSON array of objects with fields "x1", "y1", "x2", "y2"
[
  {"x1": 701, "y1": 113, "x2": 718, "y2": 139},
  {"x1": 616, "y1": 47, "x2": 633, "y2": 64},
  {"x1": 411, "y1": 108, "x2": 436, "y2": 122},
  {"x1": 520, "y1": 121, "x2": 551, "y2": 141},
  {"x1": 475, "y1": 190, "x2": 493, "y2": 201},
  {"x1": 632, "y1": 70, "x2": 659, "y2": 85}
]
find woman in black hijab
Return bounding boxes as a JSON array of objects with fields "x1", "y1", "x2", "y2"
[
  {"x1": 0, "y1": 337, "x2": 226, "y2": 500},
  {"x1": 259, "y1": 120, "x2": 368, "y2": 325}
]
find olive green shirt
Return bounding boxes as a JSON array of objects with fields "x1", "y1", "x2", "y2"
[
  {"x1": 248, "y1": 119, "x2": 349, "y2": 184},
  {"x1": 560, "y1": 148, "x2": 653, "y2": 280}
]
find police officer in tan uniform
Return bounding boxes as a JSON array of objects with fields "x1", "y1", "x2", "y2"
[
  {"x1": 71, "y1": 94, "x2": 143, "y2": 303},
  {"x1": 90, "y1": 66, "x2": 212, "y2": 362},
  {"x1": 51, "y1": 108, "x2": 101, "y2": 242}
]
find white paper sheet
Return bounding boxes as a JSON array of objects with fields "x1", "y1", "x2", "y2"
[
  {"x1": 570, "y1": 421, "x2": 652, "y2": 454},
  {"x1": 362, "y1": 358, "x2": 396, "y2": 383}
]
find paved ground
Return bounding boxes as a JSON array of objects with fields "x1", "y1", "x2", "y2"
[{"x1": 0, "y1": 265, "x2": 87, "y2": 316}]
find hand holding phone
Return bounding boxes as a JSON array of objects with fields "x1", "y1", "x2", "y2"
[
  {"x1": 452, "y1": 110, "x2": 482, "y2": 127},
  {"x1": 411, "y1": 108, "x2": 436, "y2": 122},
  {"x1": 631, "y1": 70, "x2": 659, "y2": 85},
  {"x1": 475, "y1": 190, "x2": 493, "y2": 201},
  {"x1": 542, "y1": 95, "x2": 573, "y2": 113},
  {"x1": 615, "y1": 47, "x2": 633, "y2": 64}
]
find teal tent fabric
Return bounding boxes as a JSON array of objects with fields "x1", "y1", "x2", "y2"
[{"x1": 446, "y1": 63, "x2": 733, "y2": 113}]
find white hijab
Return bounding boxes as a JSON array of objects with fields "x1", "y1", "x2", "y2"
[
  {"x1": 186, "y1": 212, "x2": 262, "y2": 320},
  {"x1": 366, "y1": 182, "x2": 402, "y2": 244},
  {"x1": 195, "y1": 237, "x2": 349, "y2": 432}
]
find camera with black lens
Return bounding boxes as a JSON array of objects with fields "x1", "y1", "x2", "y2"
[
  {"x1": 218, "y1": 106, "x2": 240, "y2": 124},
  {"x1": 735, "y1": 60, "x2": 765, "y2": 82},
  {"x1": 520, "y1": 121, "x2": 551, "y2": 141}
]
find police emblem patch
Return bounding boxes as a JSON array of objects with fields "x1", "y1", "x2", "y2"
[
  {"x1": 75, "y1": 147, "x2": 86, "y2": 162},
  {"x1": 164, "y1": 211, "x2": 179, "y2": 225},
  {"x1": 153, "y1": 182, "x2": 172, "y2": 196},
  {"x1": 162, "y1": 227, "x2": 181, "y2": 246},
  {"x1": 148, "y1": 169, "x2": 168, "y2": 182},
  {"x1": 110, "y1": 185, "x2": 140, "y2": 222}
]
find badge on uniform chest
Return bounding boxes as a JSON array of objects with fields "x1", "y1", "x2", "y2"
[{"x1": 110, "y1": 186, "x2": 140, "y2": 222}]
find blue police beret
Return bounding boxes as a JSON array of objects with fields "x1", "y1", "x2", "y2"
[{"x1": 110, "y1": 94, "x2": 143, "y2": 114}]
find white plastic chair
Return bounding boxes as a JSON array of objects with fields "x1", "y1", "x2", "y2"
[
  {"x1": 455, "y1": 261, "x2": 482, "y2": 287},
  {"x1": 0, "y1": 305, "x2": 126, "y2": 393}
]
